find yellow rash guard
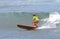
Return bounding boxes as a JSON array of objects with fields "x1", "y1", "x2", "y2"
[{"x1": 33, "y1": 16, "x2": 39, "y2": 21}]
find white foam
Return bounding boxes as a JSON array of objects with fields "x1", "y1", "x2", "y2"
[
  {"x1": 48, "y1": 12, "x2": 60, "y2": 24},
  {"x1": 38, "y1": 11, "x2": 60, "y2": 29},
  {"x1": 36, "y1": 25, "x2": 56, "y2": 29}
]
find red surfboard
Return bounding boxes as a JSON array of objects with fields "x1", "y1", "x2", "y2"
[{"x1": 17, "y1": 24, "x2": 38, "y2": 30}]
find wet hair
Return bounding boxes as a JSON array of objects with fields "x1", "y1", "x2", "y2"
[{"x1": 33, "y1": 14, "x2": 36, "y2": 16}]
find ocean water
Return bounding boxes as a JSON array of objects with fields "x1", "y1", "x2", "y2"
[{"x1": 0, "y1": 12, "x2": 60, "y2": 39}]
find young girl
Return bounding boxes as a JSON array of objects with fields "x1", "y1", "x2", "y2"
[{"x1": 32, "y1": 14, "x2": 39, "y2": 27}]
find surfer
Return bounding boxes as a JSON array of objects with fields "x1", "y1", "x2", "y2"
[{"x1": 32, "y1": 14, "x2": 40, "y2": 27}]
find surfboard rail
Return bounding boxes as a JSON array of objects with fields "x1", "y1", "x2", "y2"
[{"x1": 17, "y1": 24, "x2": 38, "y2": 30}]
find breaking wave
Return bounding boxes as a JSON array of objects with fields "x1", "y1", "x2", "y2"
[{"x1": 37, "y1": 12, "x2": 60, "y2": 29}]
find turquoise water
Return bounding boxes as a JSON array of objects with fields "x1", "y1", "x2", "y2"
[{"x1": 0, "y1": 12, "x2": 60, "y2": 39}]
